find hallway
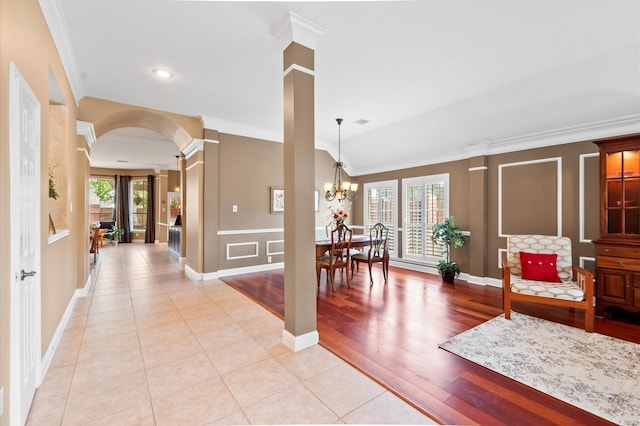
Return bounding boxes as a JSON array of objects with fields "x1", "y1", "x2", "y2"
[{"x1": 26, "y1": 242, "x2": 435, "y2": 425}]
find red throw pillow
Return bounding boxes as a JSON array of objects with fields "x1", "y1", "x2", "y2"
[{"x1": 519, "y1": 252, "x2": 562, "y2": 282}]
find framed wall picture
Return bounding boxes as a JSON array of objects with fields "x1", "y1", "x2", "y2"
[
  {"x1": 271, "y1": 187, "x2": 320, "y2": 213},
  {"x1": 168, "y1": 192, "x2": 181, "y2": 225},
  {"x1": 271, "y1": 187, "x2": 285, "y2": 213}
]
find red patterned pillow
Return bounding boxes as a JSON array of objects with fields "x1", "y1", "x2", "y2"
[{"x1": 519, "y1": 252, "x2": 562, "y2": 282}]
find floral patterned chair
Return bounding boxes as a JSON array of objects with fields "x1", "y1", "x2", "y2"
[{"x1": 501, "y1": 234, "x2": 594, "y2": 332}]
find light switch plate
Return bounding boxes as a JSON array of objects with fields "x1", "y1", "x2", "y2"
[{"x1": 232, "y1": 205, "x2": 238, "y2": 213}]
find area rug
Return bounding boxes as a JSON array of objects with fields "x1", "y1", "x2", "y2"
[{"x1": 438, "y1": 312, "x2": 640, "y2": 425}]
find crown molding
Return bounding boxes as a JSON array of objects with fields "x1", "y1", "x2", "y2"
[
  {"x1": 273, "y1": 11, "x2": 325, "y2": 51},
  {"x1": 39, "y1": 0, "x2": 84, "y2": 103},
  {"x1": 487, "y1": 113, "x2": 640, "y2": 156},
  {"x1": 200, "y1": 116, "x2": 283, "y2": 143},
  {"x1": 183, "y1": 139, "x2": 205, "y2": 159},
  {"x1": 76, "y1": 121, "x2": 96, "y2": 148},
  {"x1": 350, "y1": 114, "x2": 640, "y2": 176}
]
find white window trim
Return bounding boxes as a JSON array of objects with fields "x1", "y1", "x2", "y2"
[
  {"x1": 362, "y1": 179, "x2": 398, "y2": 258},
  {"x1": 402, "y1": 173, "x2": 450, "y2": 263}
]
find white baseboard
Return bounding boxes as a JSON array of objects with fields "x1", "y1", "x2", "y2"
[
  {"x1": 466, "y1": 274, "x2": 502, "y2": 287},
  {"x1": 184, "y1": 264, "x2": 202, "y2": 282},
  {"x1": 282, "y1": 329, "x2": 319, "y2": 352},
  {"x1": 39, "y1": 274, "x2": 92, "y2": 385}
]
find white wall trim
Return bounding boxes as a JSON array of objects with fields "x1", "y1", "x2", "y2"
[
  {"x1": 40, "y1": 274, "x2": 91, "y2": 387},
  {"x1": 39, "y1": 0, "x2": 84, "y2": 102},
  {"x1": 218, "y1": 228, "x2": 284, "y2": 235},
  {"x1": 283, "y1": 63, "x2": 314, "y2": 77},
  {"x1": 351, "y1": 114, "x2": 640, "y2": 176},
  {"x1": 468, "y1": 166, "x2": 488, "y2": 172},
  {"x1": 497, "y1": 248, "x2": 507, "y2": 269},
  {"x1": 273, "y1": 10, "x2": 325, "y2": 51},
  {"x1": 226, "y1": 242, "x2": 259, "y2": 260},
  {"x1": 185, "y1": 160, "x2": 204, "y2": 171},
  {"x1": 579, "y1": 256, "x2": 596, "y2": 270},
  {"x1": 47, "y1": 229, "x2": 70, "y2": 244},
  {"x1": 580, "y1": 152, "x2": 600, "y2": 243},
  {"x1": 282, "y1": 329, "x2": 319, "y2": 352},
  {"x1": 77, "y1": 147, "x2": 90, "y2": 162},
  {"x1": 266, "y1": 240, "x2": 284, "y2": 256},
  {"x1": 498, "y1": 157, "x2": 562, "y2": 237},
  {"x1": 76, "y1": 275, "x2": 92, "y2": 298},
  {"x1": 185, "y1": 264, "x2": 203, "y2": 282},
  {"x1": 183, "y1": 138, "x2": 205, "y2": 159},
  {"x1": 76, "y1": 121, "x2": 96, "y2": 148},
  {"x1": 203, "y1": 262, "x2": 285, "y2": 281},
  {"x1": 466, "y1": 275, "x2": 502, "y2": 288}
]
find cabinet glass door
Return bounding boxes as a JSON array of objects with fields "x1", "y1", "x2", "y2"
[{"x1": 605, "y1": 150, "x2": 640, "y2": 235}]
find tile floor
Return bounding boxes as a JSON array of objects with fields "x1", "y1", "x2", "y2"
[{"x1": 27, "y1": 242, "x2": 437, "y2": 425}]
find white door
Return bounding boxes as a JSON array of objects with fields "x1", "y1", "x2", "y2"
[{"x1": 9, "y1": 62, "x2": 42, "y2": 426}]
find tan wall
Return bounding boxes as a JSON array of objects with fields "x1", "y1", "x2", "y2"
[
  {"x1": 185, "y1": 151, "x2": 205, "y2": 273},
  {"x1": 351, "y1": 140, "x2": 601, "y2": 280},
  {"x1": 0, "y1": 0, "x2": 81, "y2": 424},
  {"x1": 486, "y1": 141, "x2": 600, "y2": 279},
  {"x1": 211, "y1": 133, "x2": 348, "y2": 272},
  {"x1": 353, "y1": 158, "x2": 472, "y2": 270}
]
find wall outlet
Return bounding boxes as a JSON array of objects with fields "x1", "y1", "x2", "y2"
[
  {"x1": 0, "y1": 387, "x2": 4, "y2": 416},
  {"x1": 267, "y1": 256, "x2": 272, "y2": 263},
  {"x1": 232, "y1": 205, "x2": 238, "y2": 213}
]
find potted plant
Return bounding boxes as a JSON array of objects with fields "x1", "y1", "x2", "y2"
[
  {"x1": 110, "y1": 225, "x2": 125, "y2": 244},
  {"x1": 431, "y1": 216, "x2": 465, "y2": 283}
]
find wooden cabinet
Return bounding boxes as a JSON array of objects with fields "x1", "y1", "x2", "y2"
[
  {"x1": 168, "y1": 226, "x2": 181, "y2": 258},
  {"x1": 593, "y1": 134, "x2": 640, "y2": 315}
]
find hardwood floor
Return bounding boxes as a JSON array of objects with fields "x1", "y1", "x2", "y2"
[{"x1": 221, "y1": 265, "x2": 640, "y2": 426}]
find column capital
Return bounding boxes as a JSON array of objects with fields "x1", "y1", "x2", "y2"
[{"x1": 273, "y1": 11, "x2": 325, "y2": 51}]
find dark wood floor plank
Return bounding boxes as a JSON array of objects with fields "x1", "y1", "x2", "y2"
[{"x1": 221, "y1": 267, "x2": 632, "y2": 425}]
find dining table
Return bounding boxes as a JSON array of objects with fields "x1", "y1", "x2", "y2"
[{"x1": 314, "y1": 234, "x2": 372, "y2": 258}]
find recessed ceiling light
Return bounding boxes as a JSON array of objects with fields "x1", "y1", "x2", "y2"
[
  {"x1": 153, "y1": 69, "x2": 173, "y2": 78},
  {"x1": 354, "y1": 118, "x2": 370, "y2": 125}
]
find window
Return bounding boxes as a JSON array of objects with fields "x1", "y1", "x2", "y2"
[
  {"x1": 130, "y1": 178, "x2": 148, "y2": 231},
  {"x1": 88, "y1": 177, "x2": 115, "y2": 223},
  {"x1": 403, "y1": 173, "x2": 449, "y2": 262},
  {"x1": 363, "y1": 180, "x2": 397, "y2": 257}
]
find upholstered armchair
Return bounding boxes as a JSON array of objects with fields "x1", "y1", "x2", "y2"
[{"x1": 501, "y1": 234, "x2": 594, "y2": 332}]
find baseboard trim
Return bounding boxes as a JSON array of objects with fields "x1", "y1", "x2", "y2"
[
  {"x1": 40, "y1": 274, "x2": 92, "y2": 385},
  {"x1": 282, "y1": 329, "x2": 319, "y2": 352}
]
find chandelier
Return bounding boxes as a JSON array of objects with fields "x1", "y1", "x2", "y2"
[{"x1": 324, "y1": 118, "x2": 358, "y2": 202}]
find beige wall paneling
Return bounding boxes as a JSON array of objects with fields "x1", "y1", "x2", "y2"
[
  {"x1": 580, "y1": 153, "x2": 600, "y2": 243},
  {"x1": 467, "y1": 157, "x2": 489, "y2": 279},
  {"x1": 226, "y1": 242, "x2": 259, "y2": 260},
  {"x1": 499, "y1": 157, "x2": 562, "y2": 237},
  {"x1": 267, "y1": 240, "x2": 285, "y2": 257}
]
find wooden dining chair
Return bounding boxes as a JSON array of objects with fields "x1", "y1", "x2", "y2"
[
  {"x1": 351, "y1": 223, "x2": 389, "y2": 285},
  {"x1": 89, "y1": 226, "x2": 101, "y2": 263},
  {"x1": 316, "y1": 223, "x2": 353, "y2": 291}
]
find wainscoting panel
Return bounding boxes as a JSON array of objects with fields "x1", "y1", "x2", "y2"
[
  {"x1": 580, "y1": 153, "x2": 600, "y2": 243},
  {"x1": 499, "y1": 157, "x2": 562, "y2": 237},
  {"x1": 226, "y1": 241, "x2": 259, "y2": 260}
]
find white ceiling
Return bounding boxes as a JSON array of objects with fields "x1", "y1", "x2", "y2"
[{"x1": 50, "y1": 0, "x2": 640, "y2": 174}]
